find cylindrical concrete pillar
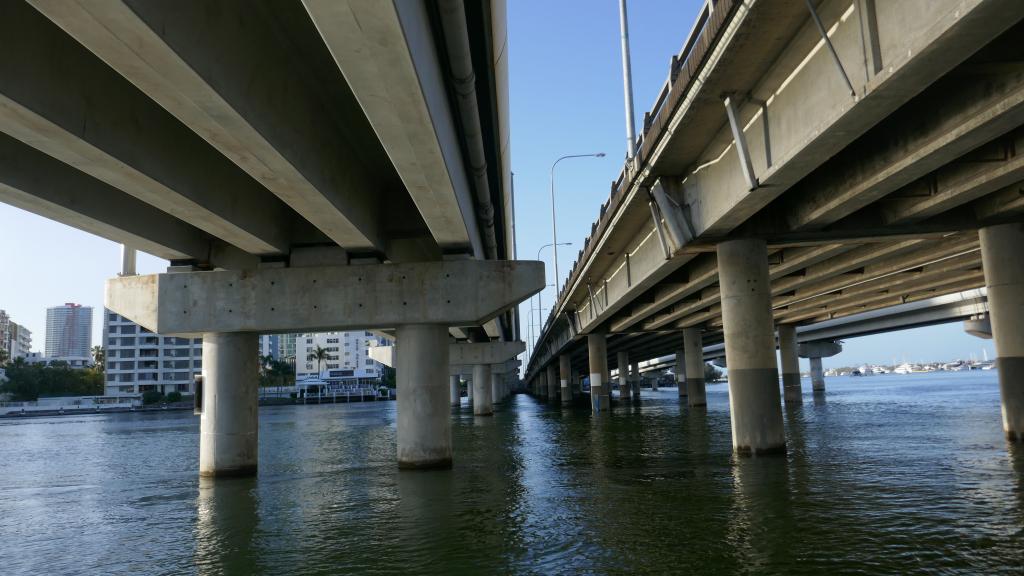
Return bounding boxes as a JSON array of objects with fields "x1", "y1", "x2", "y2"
[
  {"x1": 683, "y1": 326, "x2": 706, "y2": 407},
  {"x1": 472, "y1": 364, "x2": 493, "y2": 416},
  {"x1": 395, "y1": 324, "x2": 452, "y2": 469},
  {"x1": 546, "y1": 364, "x2": 559, "y2": 402},
  {"x1": 630, "y1": 361, "x2": 642, "y2": 401},
  {"x1": 491, "y1": 372, "x2": 502, "y2": 406},
  {"x1": 199, "y1": 332, "x2": 259, "y2": 477},
  {"x1": 718, "y1": 238, "x2": 785, "y2": 455},
  {"x1": 778, "y1": 324, "x2": 802, "y2": 407},
  {"x1": 810, "y1": 357, "x2": 825, "y2": 392},
  {"x1": 450, "y1": 374, "x2": 461, "y2": 407},
  {"x1": 980, "y1": 223, "x2": 1024, "y2": 440},
  {"x1": 588, "y1": 334, "x2": 610, "y2": 412},
  {"x1": 617, "y1": 351, "x2": 630, "y2": 400},
  {"x1": 675, "y1": 346, "x2": 687, "y2": 397},
  {"x1": 559, "y1": 354, "x2": 572, "y2": 404},
  {"x1": 467, "y1": 373, "x2": 474, "y2": 403}
]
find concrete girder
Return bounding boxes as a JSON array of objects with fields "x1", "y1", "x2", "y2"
[
  {"x1": 774, "y1": 271, "x2": 987, "y2": 324},
  {"x1": 773, "y1": 246, "x2": 981, "y2": 311},
  {"x1": 972, "y1": 181, "x2": 1024, "y2": 221},
  {"x1": 880, "y1": 130, "x2": 1024, "y2": 225},
  {"x1": 669, "y1": 237, "x2": 979, "y2": 331},
  {"x1": 642, "y1": 243, "x2": 872, "y2": 331},
  {"x1": 0, "y1": 132, "x2": 211, "y2": 263},
  {"x1": 0, "y1": 1, "x2": 298, "y2": 256},
  {"x1": 301, "y1": 0, "x2": 479, "y2": 254},
  {"x1": 27, "y1": 0, "x2": 421, "y2": 255},
  {"x1": 779, "y1": 277, "x2": 988, "y2": 326},
  {"x1": 783, "y1": 38, "x2": 1024, "y2": 231},
  {"x1": 106, "y1": 260, "x2": 543, "y2": 336}
]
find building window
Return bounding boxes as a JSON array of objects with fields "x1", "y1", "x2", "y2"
[{"x1": 108, "y1": 313, "x2": 118, "y2": 321}]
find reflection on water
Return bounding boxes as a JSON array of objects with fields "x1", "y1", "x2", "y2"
[{"x1": 1, "y1": 372, "x2": 1023, "y2": 575}]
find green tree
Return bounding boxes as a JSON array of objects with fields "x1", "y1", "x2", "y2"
[
  {"x1": 1, "y1": 359, "x2": 104, "y2": 401},
  {"x1": 0, "y1": 347, "x2": 8, "y2": 367}
]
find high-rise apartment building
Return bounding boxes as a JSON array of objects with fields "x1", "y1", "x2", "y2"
[
  {"x1": 103, "y1": 309, "x2": 202, "y2": 396},
  {"x1": 296, "y1": 331, "x2": 390, "y2": 385},
  {"x1": 45, "y1": 303, "x2": 92, "y2": 358}
]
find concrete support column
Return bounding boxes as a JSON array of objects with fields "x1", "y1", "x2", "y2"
[
  {"x1": 546, "y1": 364, "x2": 559, "y2": 402},
  {"x1": 617, "y1": 351, "x2": 630, "y2": 400},
  {"x1": 491, "y1": 372, "x2": 502, "y2": 406},
  {"x1": 199, "y1": 332, "x2": 259, "y2": 477},
  {"x1": 630, "y1": 361, "x2": 641, "y2": 401},
  {"x1": 588, "y1": 334, "x2": 610, "y2": 412},
  {"x1": 810, "y1": 357, "x2": 825, "y2": 392},
  {"x1": 396, "y1": 324, "x2": 452, "y2": 469},
  {"x1": 450, "y1": 375, "x2": 461, "y2": 407},
  {"x1": 675, "y1": 346, "x2": 687, "y2": 397},
  {"x1": 683, "y1": 327, "x2": 706, "y2": 407},
  {"x1": 980, "y1": 223, "x2": 1024, "y2": 440},
  {"x1": 718, "y1": 238, "x2": 785, "y2": 455},
  {"x1": 472, "y1": 364, "x2": 493, "y2": 416},
  {"x1": 559, "y1": 354, "x2": 572, "y2": 404},
  {"x1": 778, "y1": 324, "x2": 802, "y2": 407}
]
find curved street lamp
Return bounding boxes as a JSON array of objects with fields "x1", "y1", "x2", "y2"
[{"x1": 549, "y1": 153, "x2": 605, "y2": 297}]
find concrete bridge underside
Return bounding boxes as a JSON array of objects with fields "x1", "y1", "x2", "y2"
[
  {"x1": 0, "y1": 0, "x2": 543, "y2": 474},
  {"x1": 528, "y1": 0, "x2": 1024, "y2": 453}
]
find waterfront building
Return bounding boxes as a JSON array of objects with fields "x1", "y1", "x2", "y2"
[
  {"x1": 296, "y1": 331, "x2": 391, "y2": 385},
  {"x1": 103, "y1": 309, "x2": 201, "y2": 396},
  {"x1": 0, "y1": 310, "x2": 32, "y2": 361},
  {"x1": 24, "y1": 352, "x2": 93, "y2": 368},
  {"x1": 45, "y1": 303, "x2": 92, "y2": 358}
]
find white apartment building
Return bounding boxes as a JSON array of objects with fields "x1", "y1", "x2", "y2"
[
  {"x1": 0, "y1": 309, "x2": 32, "y2": 360},
  {"x1": 103, "y1": 309, "x2": 202, "y2": 396},
  {"x1": 296, "y1": 331, "x2": 390, "y2": 384},
  {"x1": 45, "y1": 303, "x2": 92, "y2": 358}
]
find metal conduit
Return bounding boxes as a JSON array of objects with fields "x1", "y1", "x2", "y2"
[{"x1": 438, "y1": 0, "x2": 499, "y2": 260}]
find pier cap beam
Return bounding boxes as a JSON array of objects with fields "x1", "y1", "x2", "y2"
[
  {"x1": 368, "y1": 343, "x2": 524, "y2": 371},
  {"x1": 106, "y1": 260, "x2": 543, "y2": 336},
  {"x1": 797, "y1": 340, "x2": 842, "y2": 359}
]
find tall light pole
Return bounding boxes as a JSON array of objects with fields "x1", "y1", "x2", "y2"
[
  {"x1": 550, "y1": 153, "x2": 604, "y2": 297},
  {"x1": 619, "y1": 0, "x2": 637, "y2": 160},
  {"x1": 532, "y1": 242, "x2": 571, "y2": 361}
]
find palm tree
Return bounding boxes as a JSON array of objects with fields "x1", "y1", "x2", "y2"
[
  {"x1": 91, "y1": 345, "x2": 105, "y2": 373},
  {"x1": 312, "y1": 346, "x2": 329, "y2": 378},
  {"x1": 259, "y1": 354, "x2": 274, "y2": 378}
]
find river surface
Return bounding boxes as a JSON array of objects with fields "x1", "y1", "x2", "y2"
[{"x1": 2, "y1": 371, "x2": 1023, "y2": 575}]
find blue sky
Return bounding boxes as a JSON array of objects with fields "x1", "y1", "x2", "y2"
[{"x1": 0, "y1": 0, "x2": 991, "y2": 368}]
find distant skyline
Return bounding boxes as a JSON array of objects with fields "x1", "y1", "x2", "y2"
[{"x1": 0, "y1": 0, "x2": 996, "y2": 369}]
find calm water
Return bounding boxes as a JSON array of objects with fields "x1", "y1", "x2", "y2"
[{"x1": 2, "y1": 372, "x2": 1023, "y2": 575}]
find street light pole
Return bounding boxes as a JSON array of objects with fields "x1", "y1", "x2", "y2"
[
  {"x1": 549, "y1": 153, "x2": 605, "y2": 298},
  {"x1": 532, "y1": 242, "x2": 571, "y2": 363}
]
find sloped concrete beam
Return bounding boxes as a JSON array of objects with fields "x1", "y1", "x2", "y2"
[{"x1": 106, "y1": 260, "x2": 543, "y2": 335}]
